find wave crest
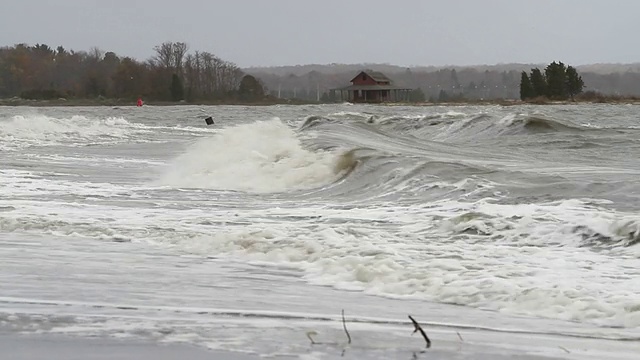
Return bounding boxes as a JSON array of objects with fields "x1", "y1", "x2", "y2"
[{"x1": 156, "y1": 118, "x2": 351, "y2": 193}]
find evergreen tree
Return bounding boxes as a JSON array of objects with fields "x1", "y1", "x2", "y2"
[
  {"x1": 519, "y1": 71, "x2": 534, "y2": 100},
  {"x1": 545, "y1": 61, "x2": 567, "y2": 99},
  {"x1": 565, "y1": 66, "x2": 584, "y2": 101},
  {"x1": 529, "y1": 68, "x2": 546, "y2": 97},
  {"x1": 450, "y1": 69, "x2": 460, "y2": 88},
  {"x1": 170, "y1": 73, "x2": 184, "y2": 101},
  {"x1": 438, "y1": 89, "x2": 449, "y2": 102},
  {"x1": 408, "y1": 87, "x2": 426, "y2": 102},
  {"x1": 238, "y1": 74, "x2": 264, "y2": 101},
  {"x1": 520, "y1": 62, "x2": 583, "y2": 101}
]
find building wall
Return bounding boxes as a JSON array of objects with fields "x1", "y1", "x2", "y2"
[{"x1": 351, "y1": 90, "x2": 390, "y2": 102}]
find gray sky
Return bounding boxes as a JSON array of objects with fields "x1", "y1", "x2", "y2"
[{"x1": 2, "y1": 0, "x2": 639, "y2": 68}]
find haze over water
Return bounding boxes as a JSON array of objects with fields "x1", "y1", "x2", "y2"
[{"x1": 1, "y1": 104, "x2": 640, "y2": 359}]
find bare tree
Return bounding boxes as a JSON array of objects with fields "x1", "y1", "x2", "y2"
[
  {"x1": 171, "y1": 42, "x2": 188, "y2": 72},
  {"x1": 153, "y1": 41, "x2": 188, "y2": 71},
  {"x1": 152, "y1": 42, "x2": 173, "y2": 69},
  {"x1": 87, "y1": 47, "x2": 104, "y2": 63}
]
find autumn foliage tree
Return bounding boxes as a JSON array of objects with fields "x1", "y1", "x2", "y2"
[{"x1": 0, "y1": 42, "x2": 246, "y2": 103}]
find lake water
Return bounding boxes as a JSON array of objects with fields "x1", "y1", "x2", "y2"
[{"x1": 1, "y1": 104, "x2": 640, "y2": 359}]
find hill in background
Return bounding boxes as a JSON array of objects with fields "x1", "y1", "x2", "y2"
[{"x1": 245, "y1": 62, "x2": 640, "y2": 102}]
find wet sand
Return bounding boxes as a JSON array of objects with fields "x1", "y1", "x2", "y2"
[
  {"x1": 1, "y1": 332, "x2": 261, "y2": 360},
  {"x1": 0, "y1": 331, "x2": 610, "y2": 360}
]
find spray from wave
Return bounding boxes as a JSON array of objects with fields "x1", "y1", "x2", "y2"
[
  {"x1": 156, "y1": 118, "x2": 355, "y2": 193},
  {"x1": 0, "y1": 114, "x2": 141, "y2": 150}
]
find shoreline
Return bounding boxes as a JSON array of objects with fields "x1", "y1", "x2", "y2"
[
  {"x1": 5, "y1": 327, "x2": 640, "y2": 360},
  {"x1": 1, "y1": 98, "x2": 640, "y2": 107}
]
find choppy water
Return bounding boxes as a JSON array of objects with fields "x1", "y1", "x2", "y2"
[{"x1": 1, "y1": 104, "x2": 640, "y2": 358}]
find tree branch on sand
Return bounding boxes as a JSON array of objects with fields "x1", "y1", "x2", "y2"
[
  {"x1": 306, "y1": 309, "x2": 351, "y2": 346},
  {"x1": 306, "y1": 311, "x2": 434, "y2": 352},
  {"x1": 408, "y1": 315, "x2": 431, "y2": 348},
  {"x1": 306, "y1": 330, "x2": 318, "y2": 345},
  {"x1": 342, "y1": 309, "x2": 351, "y2": 344}
]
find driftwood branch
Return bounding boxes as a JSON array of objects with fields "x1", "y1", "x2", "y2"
[
  {"x1": 306, "y1": 310, "x2": 351, "y2": 347},
  {"x1": 342, "y1": 309, "x2": 351, "y2": 344},
  {"x1": 408, "y1": 315, "x2": 431, "y2": 348},
  {"x1": 306, "y1": 331, "x2": 318, "y2": 345},
  {"x1": 308, "y1": 312, "x2": 434, "y2": 350}
]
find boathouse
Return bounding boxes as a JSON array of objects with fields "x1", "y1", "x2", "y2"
[{"x1": 332, "y1": 70, "x2": 411, "y2": 103}]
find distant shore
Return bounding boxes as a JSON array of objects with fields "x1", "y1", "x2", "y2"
[
  {"x1": 1, "y1": 97, "x2": 639, "y2": 107},
  {"x1": 0, "y1": 97, "x2": 303, "y2": 107}
]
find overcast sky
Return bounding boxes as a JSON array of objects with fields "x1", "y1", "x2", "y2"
[{"x1": 2, "y1": 0, "x2": 639, "y2": 68}]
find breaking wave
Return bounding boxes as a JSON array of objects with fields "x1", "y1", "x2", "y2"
[
  {"x1": 0, "y1": 114, "x2": 148, "y2": 150},
  {"x1": 156, "y1": 118, "x2": 356, "y2": 193}
]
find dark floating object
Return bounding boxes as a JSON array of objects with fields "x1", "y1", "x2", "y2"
[
  {"x1": 205, "y1": 116, "x2": 214, "y2": 125},
  {"x1": 408, "y1": 315, "x2": 431, "y2": 348}
]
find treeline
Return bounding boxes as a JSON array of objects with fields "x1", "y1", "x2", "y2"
[
  {"x1": 250, "y1": 67, "x2": 523, "y2": 102},
  {"x1": 3, "y1": 42, "x2": 640, "y2": 104},
  {"x1": 0, "y1": 42, "x2": 261, "y2": 102},
  {"x1": 519, "y1": 62, "x2": 584, "y2": 101},
  {"x1": 248, "y1": 64, "x2": 640, "y2": 102}
]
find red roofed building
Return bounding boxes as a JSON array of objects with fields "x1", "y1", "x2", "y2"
[{"x1": 333, "y1": 70, "x2": 411, "y2": 103}]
